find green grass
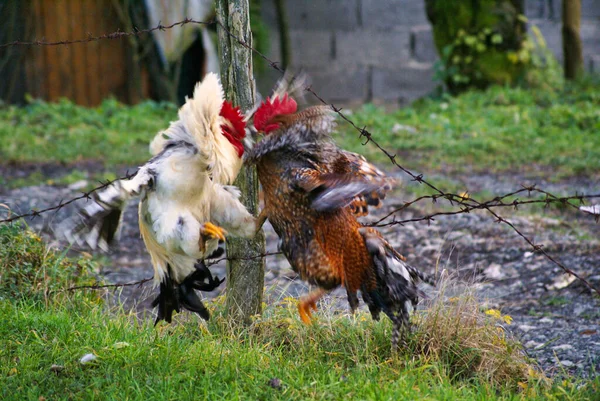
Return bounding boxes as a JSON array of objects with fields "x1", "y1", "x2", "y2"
[
  {"x1": 2, "y1": 79, "x2": 599, "y2": 181},
  {"x1": 337, "y1": 79, "x2": 600, "y2": 178},
  {"x1": 0, "y1": 224, "x2": 598, "y2": 400},
  {"x1": 0, "y1": 97, "x2": 177, "y2": 166}
]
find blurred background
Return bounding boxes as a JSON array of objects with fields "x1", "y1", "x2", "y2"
[{"x1": 1, "y1": 0, "x2": 598, "y2": 106}]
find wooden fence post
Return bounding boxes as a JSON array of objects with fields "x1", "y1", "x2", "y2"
[
  {"x1": 216, "y1": 0, "x2": 266, "y2": 325},
  {"x1": 562, "y1": 0, "x2": 583, "y2": 80}
]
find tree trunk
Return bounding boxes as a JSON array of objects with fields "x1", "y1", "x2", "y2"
[
  {"x1": 216, "y1": 0, "x2": 266, "y2": 325},
  {"x1": 562, "y1": 0, "x2": 583, "y2": 80}
]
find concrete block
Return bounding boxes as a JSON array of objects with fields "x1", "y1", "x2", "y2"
[
  {"x1": 582, "y1": 0, "x2": 600, "y2": 19},
  {"x1": 527, "y1": 0, "x2": 600, "y2": 20},
  {"x1": 336, "y1": 29, "x2": 411, "y2": 66},
  {"x1": 372, "y1": 62, "x2": 437, "y2": 102},
  {"x1": 289, "y1": 30, "x2": 333, "y2": 68},
  {"x1": 410, "y1": 25, "x2": 438, "y2": 63},
  {"x1": 529, "y1": 19, "x2": 563, "y2": 61},
  {"x1": 302, "y1": 65, "x2": 369, "y2": 102},
  {"x1": 525, "y1": 0, "x2": 561, "y2": 21},
  {"x1": 582, "y1": 21, "x2": 600, "y2": 63},
  {"x1": 285, "y1": 0, "x2": 360, "y2": 31},
  {"x1": 589, "y1": 55, "x2": 600, "y2": 73},
  {"x1": 361, "y1": 0, "x2": 428, "y2": 29}
]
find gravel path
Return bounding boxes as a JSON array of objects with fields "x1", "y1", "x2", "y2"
[{"x1": 2, "y1": 167, "x2": 599, "y2": 378}]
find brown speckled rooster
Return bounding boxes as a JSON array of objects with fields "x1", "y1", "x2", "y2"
[{"x1": 245, "y1": 86, "x2": 433, "y2": 349}]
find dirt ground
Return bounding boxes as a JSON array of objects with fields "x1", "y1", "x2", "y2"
[{"x1": 1, "y1": 162, "x2": 599, "y2": 378}]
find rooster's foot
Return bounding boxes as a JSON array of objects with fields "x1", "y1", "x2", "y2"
[
  {"x1": 200, "y1": 222, "x2": 227, "y2": 243},
  {"x1": 297, "y1": 288, "x2": 327, "y2": 324}
]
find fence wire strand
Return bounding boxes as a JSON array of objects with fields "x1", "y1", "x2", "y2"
[{"x1": 1, "y1": 18, "x2": 598, "y2": 295}]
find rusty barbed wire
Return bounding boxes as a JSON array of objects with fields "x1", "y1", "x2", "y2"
[
  {"x1": 0, "y1": 18, "x2": 212, "y2": 49},
  {"x1": 0, "y1": 172, "x2": 135, "y2": 224},
  {"x1": 371, "y1": 186, "x2": 600, "y2": 227},
  {"x1": 1, "y1": 18, "x2": 598, "y2": 295},
  {"x1": 55, "y1": 277, "x2": 153, "y2": 294},
  {"x1": 53, "y1": 251, "x2": 285, "y2": 293}
]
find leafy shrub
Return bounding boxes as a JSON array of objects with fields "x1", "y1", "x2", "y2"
[{"x1": 0, "y1": 223, "x2": 99, "y2": 303}]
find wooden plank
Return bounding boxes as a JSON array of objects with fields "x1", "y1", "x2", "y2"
[
  {"x1": 43, "y1": 0, "x2": 60, "y2": 101},
  {"x1": 69, "y1": 0, "x2": 89, "y2": 105},
  {"x1": 29, "y1": 0, "x2": 47, "y2": 99},
  {"x1": 45, "y1": 0, "x2": 74, "y2": 101},
  {"x1": 107, "y1": 1, "x2": 129, "y2": 103},
  {"x1": 98, "y1": 0, "x2": 113, "y2": 102},
  {"x1": 83, "y1": 0, "x2": 101, "y2": 106}
]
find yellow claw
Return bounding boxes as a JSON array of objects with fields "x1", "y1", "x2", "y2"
[{"x1": 200, "y1": 222, "x2": 227, "y2": 242}]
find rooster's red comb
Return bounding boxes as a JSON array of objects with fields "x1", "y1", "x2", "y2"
[
  {"x1": 220, "y1": 101, "x2": 246, "y2": 139},
  {"x1": 254, "y1": 94, "x2": 298, "y2": 132}
]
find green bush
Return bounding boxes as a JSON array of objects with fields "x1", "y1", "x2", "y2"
[
  {"x1": 0, "y1": 223, "x2": 99, "y2": 303},
  {"x1": 427, "y1": 0, "x2": 561, "y2": 93}
]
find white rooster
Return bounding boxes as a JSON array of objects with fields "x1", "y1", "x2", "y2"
[{"x1": 60, "y1": 73, "x2": 256, "y2": 323}]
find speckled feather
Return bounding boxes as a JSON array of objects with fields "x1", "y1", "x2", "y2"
[{"x1": 250, "y1": 96, "x2": 432, "y2": 349}]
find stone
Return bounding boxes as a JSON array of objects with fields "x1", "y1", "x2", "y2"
[
  {"x1": 484, "y1": 263, "x2": 505, "y2": 280},
  {"x1": 371, "y1": 62, "x2": 437, "y2": 103},
  {"x1": 410, "y1": 25, "x2": 438, "y2": 63},
  {"x1": 289, "y1": 30, "x2": 333, "y2": 68},
  {"x1": 285, "y1": 0, "x2": 359, "y2": 31},
  {"x1": 525, "y1": 0, "x2": 561, "y2": 20},
  {"x1": 361, "y1": 0, "x2": 428, "y2": 29},
  {"x1": 518, "y1": 324, "x2": 537, "y2": 332},
  {"x1": 552, "y1": 344, "x2": 574, "y2": 351},
  {"x1": 335, "y1": 29, "x2": 411, "y2": 66},
  {"x1": 301, "y1": 65, "x2": 370, "y2": 102},
  {"x1": 529, "y1": 20, "x2": 563, "y2": 61}
]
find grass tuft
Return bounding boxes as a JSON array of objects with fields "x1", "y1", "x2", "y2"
[
  {"x1": 0, "y1": 223, "x2": 100, "y2": 304},
  {"x1": 1, "y1": 223, "x2": 597, "y2": 399},
  {"x1": 410, "y1": 276, "x2": 540, "y2": 389}
]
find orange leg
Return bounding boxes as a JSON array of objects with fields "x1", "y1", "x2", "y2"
[{"x1": 298, "y1": 288, "x2": 327, "y2": 324}]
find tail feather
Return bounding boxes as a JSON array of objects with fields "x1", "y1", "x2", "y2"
[
  {"x1": 58, "y1": 169, "x2": 152, "y2": 251},
  {"x1": 359, "y1": 227, "x2": 432, "y2": 350},
  {"x1": 59, "y1": 182, "x2": 128, "y2": 251}
]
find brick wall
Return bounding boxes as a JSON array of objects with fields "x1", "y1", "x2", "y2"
[{"x1": 258, "y1": 0, "x2": 600, "y2": 104}]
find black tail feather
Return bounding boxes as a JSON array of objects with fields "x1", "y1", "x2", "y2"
[
  {"x1": 358, "y1": 227, "x2": 432, "y2": 350},
  {"x1": 152, "y1": 268, "x2": 180, "y2": 325}
]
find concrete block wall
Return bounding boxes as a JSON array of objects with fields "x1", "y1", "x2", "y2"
[{"x1": 259, "y1": 0, "x2": 600, "y2": 104}]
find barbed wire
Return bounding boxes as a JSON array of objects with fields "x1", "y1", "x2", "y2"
[
  {"x1": 53, "y1": 251, "x2": 285, "y2": 293},
  {"x1": 371, "y1": 186, "x2": 600, "y2": 227},
  {"x1": 0, "y1": 172, "x2": 135, "y2": 224},
  {"x1": 1, "y1": 18, "x2": 598, "y2": 295},
  {"x1": 0, "y1": 18, "x2": 212, "y2": 49}
]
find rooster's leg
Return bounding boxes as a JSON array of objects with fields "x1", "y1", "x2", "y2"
[
  {"x1": 298, "y1": 288, "x2": 327, "y2": 324},
  {"x1": 254, "y1": 208, "x2": 268, "y2": 236}
]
